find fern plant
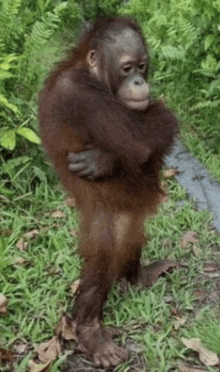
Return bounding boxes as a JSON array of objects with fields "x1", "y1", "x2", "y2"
[
  {"x1": 122, "y1": 0, "x2": 220, "y2": 108},
  {"x1": 0, "y1": 0, "x2": 24, "y2": 54},
  {"x1": 20, "y1": 3, "x2": 68, "y2": 88}
]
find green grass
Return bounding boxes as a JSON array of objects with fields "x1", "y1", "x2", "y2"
[
  {"x1": 158, "y1": 79, "x2": 220, "y2": 183},
  {"x1": 1, "y1": 175, "x2": 220, "y2": 372}
]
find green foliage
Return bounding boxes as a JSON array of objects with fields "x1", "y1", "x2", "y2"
[
  {"x1": 20, "y1": 2, "x2": 69, "y2": 88},
  {"x1": 76, "y1": 0, "x2": 123, "y2": 19},
  {"x1": 0, "y1": 0, "x2": 82, "y2": 157},
  {"x1": 122, "y1": 0, "x2": 220, "y2": 80},
  {"x1": 0, "y1": 55, "x2": 20, "y2": 113},
  {"x1": 0, "y1": 156, "x2": 31, "y2": 176},
  {"x1": 0, "y1": 0, "x2": 23, "y2": 53},
  {"x1": 121, "y1": 0, "x2": 220, "y2": 162},
  {"x1": 0, "y1": 0, "x2": 220, "y2": 178},
  {"x1": 0, "y1": 94, "x2": 20, "y2": 115},
  {"x1": 1, "y1": 128, "x2": 41, "y2": 150}
]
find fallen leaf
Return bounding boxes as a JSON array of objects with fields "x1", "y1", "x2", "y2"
[
  {"x1": 14, "y1": 257, "x2": 32, "y2": 266},
  {"x1": 29, "y1": 360, "x2": 51, "y2": 372},
  {"x1": 194, "y1": 289, "x2": 206, "y2": 300},
  {"x1": 16, "y1": 238, "x2": 28, "y2": 251},
  {"x1": 41, "y1": 224, "x2": 56, "y2": 233},
  {"x1": 0, "y1": 229, "x2": 13, "y2": 236},
  {"x1": 24, "y1": 229, "x2": 39, "y2": 239},
  {"x1": 181, "y1": 231, "x2": 198, "y2": 248},
  {"x1": 160, "y1": 182, "x2": 168, "y2": 203},
  {"x1": 161, "y1": 181, "x2": 167, "y2": 190},
  {"x1": 0, "y1": 348, "x2": 14, "y2": 363},
  {"x1": 47, "y1": 266, "x2": 61, "y2": 276},
  {"x1": 51, "y1": 210, "x2": 65, "y2": 218},
  {"x1": 35, "y1": 336, "x2": 61, "y2": 364},
  {"x1": 0, "y1": 294, "x2": 7, "y2": 314},
  {"x1": 203, "y1": 262, "x2": 219, "y2": 272},
  {"x1": 174, "y1": 316, "x2": 187, "y2": 330},
  {"x1": 207, "y1": 273, "x2": 220, "y2": 279},
  {"x1": 164, "y1": 294, "x2": 174, "y2": 303},
  {"x1": 208, "y1": 290, "x2": 219, "y2": 303},
  {"x1": 70, "y1": 229, "x2": 79, "y2": 237},
  {"x1": 70, "y1": 280, "x2": 80, "y2": 294},
  {"x1": 161, "y1": 193, "x2": 169, "y2": 203},
  {"x1": 55, "y1": 315, "x2": 77, "y2": 341},
  {"x1": 14, "y1": 343, "x2": 28, "y2": 354},
  {"x1": 192, "y1": 245, "x2": 202, "y2": 257},
  {"x1": 179, "y1": 363, "x2": 208, "y2": 372},
  {"x1": 14, "y1": 257, "x2": 26, "y2": 265},
  {"x1": 163, "y1": 168, "x2": 179, "y2": 178},
  {"x1": 119, "y1": 277, "x2": 129, "y2": 293},
  {"x1": 65, "y1": 197, "x2": 76, "y2": 207},
  {"x1": 182, "y1": 338, "x2": 219, "y2": 366},
  {"x1": 140, "y1": 260, "x2": 181, "y2": 287},
  {"x1": 125, "y1": 339, "x2": 142, "y2": 354}
]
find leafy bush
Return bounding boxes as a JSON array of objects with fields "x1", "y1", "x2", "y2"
[
  {"x1": 122, "y1": 0, "x2": 220, "y2": 106},
  {"x1": 121, "y1": 0, "x2": 220, "y2": 169},
  {"x1": 0, "y1": 0, "x2": 82, "y2": 156},
  {"x1": 75, "y1": 0, "x2": 123, "y2": 20}
]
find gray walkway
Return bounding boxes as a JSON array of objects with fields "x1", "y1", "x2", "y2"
[{"x1": 165, "y1": 138, "x2": 220, "y2": 233}]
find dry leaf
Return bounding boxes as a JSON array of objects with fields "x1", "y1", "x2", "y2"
[
  {"x1": 70, "y1": 280, "x2": 80, "y2": 294},
  {"x1": 14, "y1": 257, "x2": 26, "y2": 265},
  {"x1": 140, "y1": 260, "x2": 181, "y2": 287},
  {"x1": 202, "y1": 262, "x2": 220, "y2": 278},
  {"x1": 35, "y1": 336, "x2": 61, "y2": 364},
  {"x1": 174, "y1": 316, "x2": 187, "y2": 330},
  {"x1": 0, "y1": 348, "x2": 14, "y2": 363},
  {"x1": 161, "y1": 181, "x2": 167, "y2": 190},
  {"x1": 0, "y1": 294, "x2": 7, "y2": 314},
  {"x1": 65, "y1": 197, "x2": 76, "y2": 207},
  {"x1": 14, "y1": 343, "x2": 27, "y2": 354},
  {"x1": 16, "y1": 238, "x2": 28, "y2": 251},
  {"x1": 164, "y1": 294, "x2": 174, "y2": 303},
  {"x1": 51, "y1": 210, "x2": 65, "y2": 218},
  {"x1": 55, "y1": 315, "x2": 77, "y2": 341},
  {"x1": 119, "y1": 277, "x2": 129, "y2": 293},
  {"x1": 24, "y1": 229, "x2": 39, "y2": 239},
  {"x1": 0, "y1": 229, "x2": 13, "y2": 236},
  {"x1": 203, "y1": 262, "x2": 219, "y2": 272},
  {"x1": 194, "y1": 289, "x2": 206, "y2": 300},
  {"x1": 163, "y1": 168, "x2": 179, "y2": 178},
  {"x1": 179, "y1": 363, "x2": 208, "y2": 372},
  {"x1": 182, "y1": 338, "x2": 219, "y2": 366},
  {"x1": 29, "y1": 360, "x2": 51, "y2": 372},
  {"x1": 14, "y1": 257, "x2": 32, "y2": 267},
  {"x1": 70, "y1": 229, "x2": 79, "y2": 237},
  {"x1": 181, "y1": 231, "x2": 198, "y2": 248},
  {"x1": 192, "y1": 245, "x2": 202, "y2": 257},
  {"x1": 161, "y1": 193, "x2": 169, "y2": 204},
  {"x1": 41, "y1": 224, "x2": 56, "y2": 233},
  {"x1": 160, "y1": 182, "x2": 168, "y2": 203}
]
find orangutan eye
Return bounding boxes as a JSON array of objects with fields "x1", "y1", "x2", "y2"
[
  {"x1": 123, "y1": 65, "x2": 132, "y2": 73},
  {"x1": 139, "y1": 63, "x2": 145, "y2": 71}
]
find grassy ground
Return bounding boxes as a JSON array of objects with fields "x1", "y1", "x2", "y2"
[
  {"x1": 1, "y1": 172, "x2": 220, "y2": 371},
  {"x1": 151, "y1": 78, "x2": 220, "y2": 184}
]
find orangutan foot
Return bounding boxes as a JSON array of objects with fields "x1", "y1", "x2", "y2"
[{"x1": 77, "y1": 320, "x2": 128, "y2": 368}]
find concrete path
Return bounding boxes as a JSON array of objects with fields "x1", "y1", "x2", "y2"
[{"x1": 165, "y1": 138, "x2": 220, "y2": 233}]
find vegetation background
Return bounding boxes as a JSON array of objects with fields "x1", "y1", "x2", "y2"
[{"x1": 0, "y1": 0, "x2": 220, "y2": 371}]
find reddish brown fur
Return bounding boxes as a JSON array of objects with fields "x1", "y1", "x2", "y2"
[{"x1": 39, "y1": 17, "x2": 178, "y2": 367}]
